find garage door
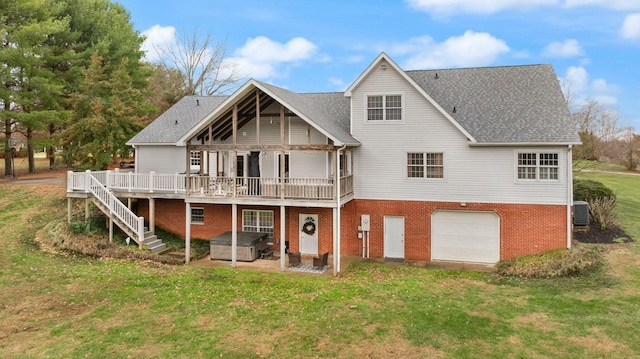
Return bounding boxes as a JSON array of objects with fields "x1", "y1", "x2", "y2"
[{"x1": 431, "y1": 211, "x2": 500, "y2": 264}]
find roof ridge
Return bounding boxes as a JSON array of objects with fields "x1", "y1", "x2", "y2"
[{"x1": 405, "y1": 63, "x2": 550, "y2": 72}]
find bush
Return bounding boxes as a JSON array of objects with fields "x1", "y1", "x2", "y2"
[
  {"x1": 496, "y1": 245, "x2": 607, "y2": 278},
  {"x1": 573, "y1": 179, "x2": 615, "y2": 202},
  {"x1": 589, "y1": 196, "x2": 617, "y2": 231}
]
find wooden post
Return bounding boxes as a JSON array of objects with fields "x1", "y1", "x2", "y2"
[
  {"x1": 280, "y1": 205, "x2": 286, "y2": 271},
  {"x1": 256, "y1": 90, "x2": 260, "y2": 145},
  {"x1": 232, "y1": 203, "x2": 237, "y2": 268},
  {"x1": 149, "y1": 198, "x2": 155, "y2": 232},
  {"x1": 185, "y1": 202, "x2": 191, "y2": 264},
  {"x1": 280, "y1": 105, "x2": 285, "y2": 200},
  {"x1": 67, "y1": 198, "x2": 72, "y2": 224}
]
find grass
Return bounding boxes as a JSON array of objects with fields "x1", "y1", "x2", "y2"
[
  {"x1": 573, "y1": 159, "x2": 630, "y2": 172},
  {"x1": 574, "y1": 170, "x2": 640, "y2": 240},
  {"x1": 1, "y1": 170, "x2": 640, "y2": 357}
]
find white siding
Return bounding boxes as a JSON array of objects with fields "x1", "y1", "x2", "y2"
[
  {"x1": 136, "y1": 145, "x2": 186, "y2": 173},
  {"x1": 350, "y1": 64, "x2": 570, "y2": 205}
]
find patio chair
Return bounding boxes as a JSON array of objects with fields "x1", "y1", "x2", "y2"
[
  {"x1": 288, "y1": 252, "x2": 301, "y2": 267},
  {"x1": 313, "y1": 252, "x2": 328, "y2": 269}
]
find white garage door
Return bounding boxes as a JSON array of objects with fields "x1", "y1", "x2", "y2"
[{"x1": 431, "y1": 211, "x2": 500, "y2": 264}]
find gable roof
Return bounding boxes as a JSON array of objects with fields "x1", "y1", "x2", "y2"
[
  {"x1": 407, "y1": 65, "x2": 580, "y2": 144},
  {"x1": 127, "y1": 96, "x2": 227, "y2": 145},
  {"x1": 256, "y1": 81, "x2": 355, "y2": 146},
  {"x1": 346, "y1": 52, "x2": 579, "y2": 145},
  {"x1": 177, "y1": 79, "x2": 357, "y2": 147}
]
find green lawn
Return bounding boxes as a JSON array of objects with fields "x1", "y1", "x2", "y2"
[
  {"x1": 1, "y1": 171, "x2": 640, "y2": 358},
  {"x1": 574, "y1": 170, "x2": 640, "y2": 240}
]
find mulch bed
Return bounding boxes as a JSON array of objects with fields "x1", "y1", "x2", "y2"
[{"x1": 574, "y1": 225, "x2": 633, "y2": 244}]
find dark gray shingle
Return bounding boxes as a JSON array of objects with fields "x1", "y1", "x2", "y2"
[
  {"x1": 407, "y1": 64, "x2": 580, "y2": 143},
  {"x1": 128, "y1": 96, "x2": 227, "y2": 145}
]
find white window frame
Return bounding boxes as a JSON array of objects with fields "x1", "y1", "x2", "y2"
[
  {"x1": 365, "y1": 93, "x2": 404, "y2": 122},
  {"x1": 516, "y1": 151, "x2": 560, "y2": 182},
  {"x1": 190, "y1": 151, "x2": 201, "y2": 167},
  {"x1": 242, "y1": 209, "x2": 275, "y2": 242},
  {"x1": 406, "y1": 152, "x2": 445, "y2": 180},
  {"x1": 191, "y1": 207, "x2": 204, "y2": 225}
]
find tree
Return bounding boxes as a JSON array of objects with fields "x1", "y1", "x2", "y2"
[
  {"x1": 1, "y1": 0, "x2": 151, "y2": 173},
  {"x1": 153, "y1": 29, "x2": 243, "y2": 96},
  {"x1": 61, "y1": 55, "x2": 150, "y2": 170},
  {"x1": 571, "y1": 99, "x2": 625, "y2": 162},
  {"x1": 144, "y1": 63, "x2": 185, "y2": 117},
  {"x1": 0, "y1": 0, "x2": 69, "y2": 175}
]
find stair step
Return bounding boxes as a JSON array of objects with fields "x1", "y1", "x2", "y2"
[{"x1": 146, "y1": 241, "x2": 166, "y2": 253}]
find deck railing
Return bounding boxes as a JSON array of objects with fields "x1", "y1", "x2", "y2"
[{"x1": 68, "y1": 170, "x2": 353, "y2": 201}]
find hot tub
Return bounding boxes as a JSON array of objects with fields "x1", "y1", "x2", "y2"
[{"x1": 209, "y1": 231, "x2": 268, "y2": 262}]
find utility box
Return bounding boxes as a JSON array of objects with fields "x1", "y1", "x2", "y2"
[
  {"x1": 361, "y1": 214, "x2": 370, "y2": 231},
  {"x1": 573, "y1": 201, "x2": 589, "y2": 226}
]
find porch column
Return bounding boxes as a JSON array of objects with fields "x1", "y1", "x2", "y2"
[
  {"x1": 185, "y1": 202, "x2": 191, "y2": 264},
  {"x1": 127, "y1": 198, "x2": 132, "y2": 210},
  {"x1": 108, "y1": 213, "x2": 113, "y2": 243},
  {"x1": 333, "y1": 207, "x2": 338, "y2": 276},
  {"x1": 232, "y1": 203, "x2": 238, "y2": 268},
  {"x1": 67, "y1": 198, "x2": 72, "y2": 224},
  {"x1": 280, "y1": 205, "x2": 286, "y2": 271},
  {"x1": 149, "y1": 198, "x2": 155, "y2": 232}
]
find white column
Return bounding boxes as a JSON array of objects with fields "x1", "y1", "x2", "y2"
[
  {"x1": 232, "y1": 204, "x2": 238, "y2": 268},
  {"x1": 149, "y1": 198, "x2": 155, "y2": 232},
  {"x1": 332, "y1": 208, "x2": 340, "y2": 276},
  {"x1": 185, "y1": 202, "x2": 191, "y2": 264},
  {"x1": 280, "y1": 205, "x2": 286, "y2": 271}
]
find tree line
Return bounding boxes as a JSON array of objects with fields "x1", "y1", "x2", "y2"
[{"x1": 1, "y1": 0, "x2": 240, "y2": 174}]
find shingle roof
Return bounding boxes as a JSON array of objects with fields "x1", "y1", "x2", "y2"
[
  {"x1": 130, "y1": 61, "x2": 579, "y2": 147},
  {"x1": 127, "y1": 96, "x2": 227, "y2": 145},
  {"x1": 406, "y1": 64, "x2": 580, "y2": 144},
  {"x1": 256, "y1": 81, "x2": 355, "y2": 145}
]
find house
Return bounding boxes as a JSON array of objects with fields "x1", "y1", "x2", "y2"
[{"x1": 66, "y1": 53, "x2": 580, "y2": 274}]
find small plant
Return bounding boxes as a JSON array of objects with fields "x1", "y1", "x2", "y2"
[
  {"x1": 588, "y1": 196, "x2": 617, "y2": 231},
  {"x1": 496, "y1": 244, "x2": 607, "y2": 278}
]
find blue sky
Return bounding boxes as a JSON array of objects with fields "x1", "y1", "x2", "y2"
[{"x1": 117, "y1": 0, "x2": 640, "y2": 130}]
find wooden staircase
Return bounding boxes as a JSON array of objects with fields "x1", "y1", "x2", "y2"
[{"x1": 86, "y1": 175, "x2": 166, "y2": 253}]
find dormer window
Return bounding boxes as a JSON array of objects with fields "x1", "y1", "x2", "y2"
[{"x1": 367, "y1": 94, "x2": 403, "y2": 121}]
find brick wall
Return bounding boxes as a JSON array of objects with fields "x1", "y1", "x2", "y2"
[
  {"x1": 138, "y1": 198, "x2": 567, "y2": 261},
  {"x1": 340, "y1": 199, "x2": 568, "y2": 261}
]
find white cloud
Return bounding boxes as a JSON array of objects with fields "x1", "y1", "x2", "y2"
[
  {"x1": 621, "y1": 13, "x2": 640, "y2": 40},
  {"x1": 141, "y1": 25, "x2": 176, "y2": 62},
  {"x1": 405, "y1": 0, "x2": 640, "y2": 16},
  {"x1": 542, "y1": 39, "x2": 584, "y2": 58},
  {"x1": 405, "y1": 0, "x2": 558, "y2": 15},
  {"x1": 561, "y1": 66, "x2": 619, "y2": 106},
  {"x1": 328, "y1": 77, "x2": 347, "y2": 91},
  {"x1": 564, "y1": 0, "x2": 640, "y2": 11},
  {"x1": 394, "y1": 31, "x2": 509, "y2": 69},
  {"x1": 228, "y1": 36, "x2": 318, "y2": 79}
]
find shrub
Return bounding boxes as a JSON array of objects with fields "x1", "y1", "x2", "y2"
[
  {"x1": 589, "y1": 196, "x2": 617, "y2": 231},
  {"x1": 496, "y1": 244, "x2": 606, "y2": 278},
  {"x1": 573, "y1": 179, "x2": 615, "y2": 202}
]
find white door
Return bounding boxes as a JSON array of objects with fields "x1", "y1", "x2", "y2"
[
  {"x1": 384, "y1": 216, "x2": 404, "y2": 259},
  {"x1": 431, "y1": 211, "x2": 500, "y2": 264},
  {"x1": 299, "y1": 214, "x2": 318, "y2": 255}
]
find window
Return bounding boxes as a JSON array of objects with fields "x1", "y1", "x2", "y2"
[
  {"x1": 407, "y1": 152, "x2": 444, "y2": 179},
  {"x1": 242, "y1": 210, "x2": 274, "y2": 240},
  {"x1": 190, "y1": 151, "x2": 201, "y2": 167},
  {"x1": 191, "y1": 208, "x2": 204, "y2": 224},
  {"x1": 367, "y1": 95, "x2": 402, "y2": 121},
  {"x1": 517, "y1": 152, "x2": 559, "y2": 181}
]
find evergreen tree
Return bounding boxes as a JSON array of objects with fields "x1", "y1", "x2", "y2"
[{"x1": 62, "y1": 55, "x2": 149, "y2": 169}]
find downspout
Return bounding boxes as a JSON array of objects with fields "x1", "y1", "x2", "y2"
[
  {"x1": 567, "y1": 145, "x2": 573, "y2": 249},
  {"x1": 335, "y1": 144, "x2": 347, "y2": 276}
]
